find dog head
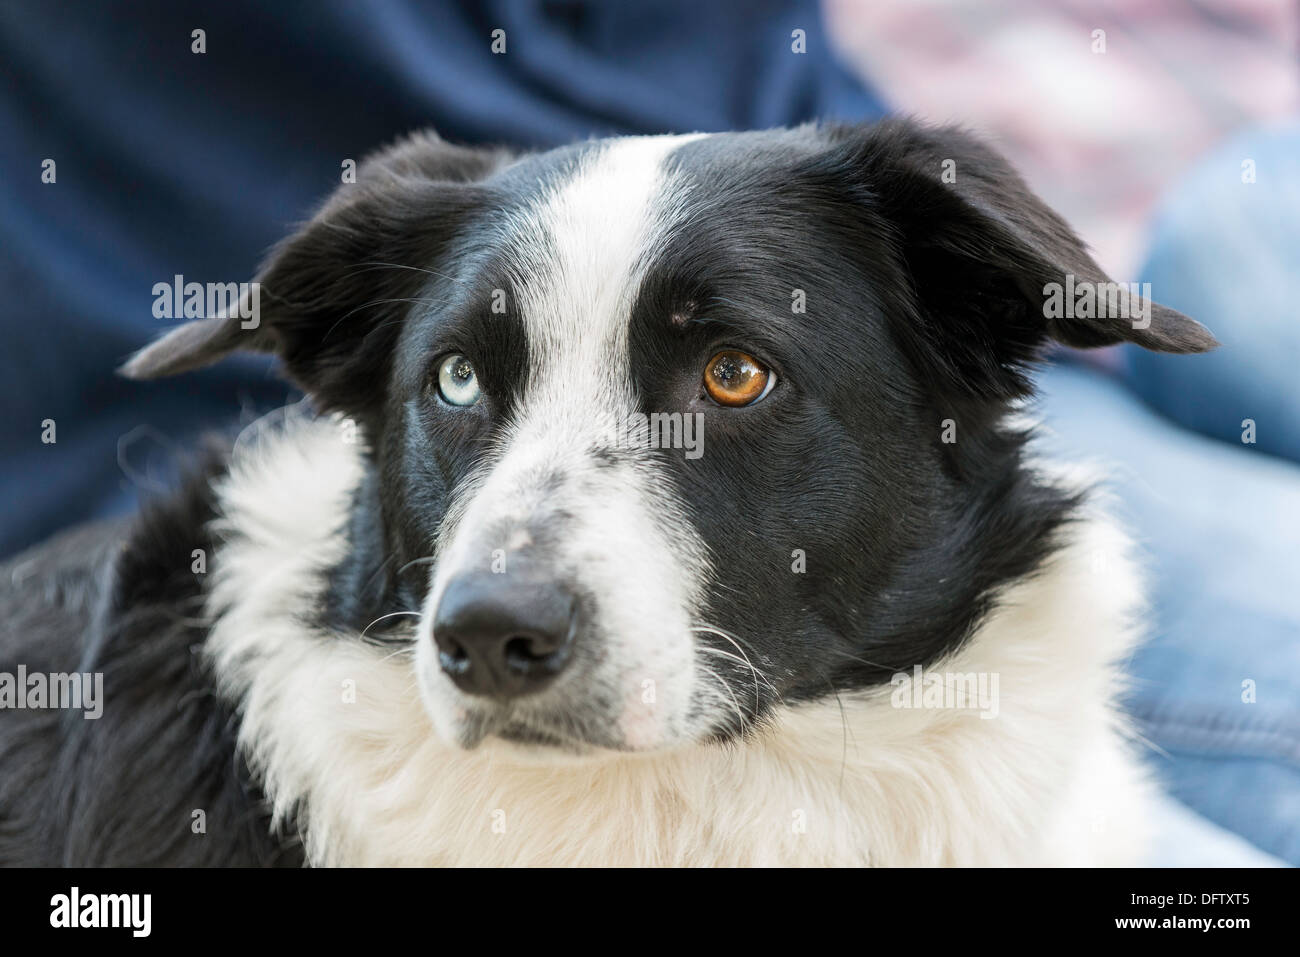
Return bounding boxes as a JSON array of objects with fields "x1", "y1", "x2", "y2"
[{"x1": 124, "y1": 120, "x2": 1214, "y2": 754}]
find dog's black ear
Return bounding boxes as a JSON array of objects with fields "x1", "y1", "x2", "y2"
[
  {"x1": 120, "y1": 131, "x2": 512, "y2": 413},
  {"x1": 831, "y1": 119, "x2": 1216, "y2": 398}
]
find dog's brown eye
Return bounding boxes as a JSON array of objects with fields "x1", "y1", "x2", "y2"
[{"x1": 703, "y1": 350, "x2": 775, "y2": 407}]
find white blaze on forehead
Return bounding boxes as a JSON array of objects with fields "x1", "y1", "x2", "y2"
[
  {"x1": 507, "y1": 133, "x2": 705, "y2": 428},
  {"x1": 433, "y1": 132, "x2": 712, "y2": 553}
]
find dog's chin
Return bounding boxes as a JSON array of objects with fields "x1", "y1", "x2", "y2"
[
  {"x1": 469, "y1": 720, "x2": 614, "y2": 765},
  {"x1": 417, "y1": 684, "x2": 606, "y2": 762},
  {"x1": 429, "y1": 703, "x2": 682, "y2": 763},
  {"x1": 417, "y1": 684, "x2": 695, "y2": 763}
]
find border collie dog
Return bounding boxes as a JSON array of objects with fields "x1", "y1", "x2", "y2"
[{"x1": 0, "y1": 119, "x2": 1214, "y2": 866}]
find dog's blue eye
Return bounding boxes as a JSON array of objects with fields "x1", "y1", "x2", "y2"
[{"x1": 436, "y1": 354, "x2": 481, "y2": 406}]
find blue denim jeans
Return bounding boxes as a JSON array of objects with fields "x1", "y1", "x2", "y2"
[
  {"x1": 1039, "y1": 361, "x2": 1299, "y2": 865},
  {"x1": 1121, "y1": 123, "x2": 1300, "y2": 464}
]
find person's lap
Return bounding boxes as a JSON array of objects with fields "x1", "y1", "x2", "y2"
[
  {"x1": 1036, "y1": 359, "x2": 1300, "y2": 865},
  {"x1": 1121, "y1": 122, "x2": 1300, "y2": 464}
]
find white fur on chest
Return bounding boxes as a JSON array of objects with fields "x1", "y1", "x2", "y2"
[{"x1": 203, "y1": 414, "x2": 1151, "y2": 866}]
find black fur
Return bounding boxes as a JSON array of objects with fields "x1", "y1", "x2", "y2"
[{"x1": 0, "y1": 446, "x2": 302, "y2": 865}]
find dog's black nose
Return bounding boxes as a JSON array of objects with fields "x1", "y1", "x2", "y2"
[{"x1": 432, "y1": 572, "x2": 575, "y2": 698}]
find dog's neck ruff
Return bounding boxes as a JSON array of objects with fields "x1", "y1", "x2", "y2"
[{"x1": 204, "y1": 413, "x2": 1149, "y2": 866}]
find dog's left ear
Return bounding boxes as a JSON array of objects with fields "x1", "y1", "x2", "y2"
[
  {"x1": 120, "y1": 131, "x2": 513, "y2": 415},
  {"x1": 829, "y1": 119, "x2": 1217, "y2": 398}
]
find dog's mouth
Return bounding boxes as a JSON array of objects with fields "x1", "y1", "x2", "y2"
[{"x1": 438, "y1": 698, "x2": 624, "y2": 756}]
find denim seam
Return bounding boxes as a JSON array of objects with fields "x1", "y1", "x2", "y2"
[{"x1": 1136, "y1": 715, "x2": 1300, "y2": 767}]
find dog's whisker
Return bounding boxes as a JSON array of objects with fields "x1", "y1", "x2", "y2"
[
  {"x1": 699, "y1": 664, "x2": 747, "y2": 734},
  {"x1": 359, "y1": 610, "x2": 422, "y2": 642},
  {"x1": 349, "y1": 260, "x2": 465, "y2": 285},
  {"x1": 377, "y1": 642, "x2": 420, "y2": 665},
  {"x1": 396, "y1": 555, "x2": 439, "y2": 576},
  {"x1": 691, "y1": 625, "x2": 778, "y2": 707},
  {"x1": 322, "y1": 297, "x2": 456, "y2": 343},
  {"x1": 824, "y1": 647, "x2": 1002, "y2": 697},
  {"x1": 696, "y1": 644, "x2": 781, "y2": 703}
]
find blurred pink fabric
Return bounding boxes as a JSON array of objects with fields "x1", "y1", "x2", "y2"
[{"x1": 826, "y1": 0, "x2": 1299, "y2": 278}]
